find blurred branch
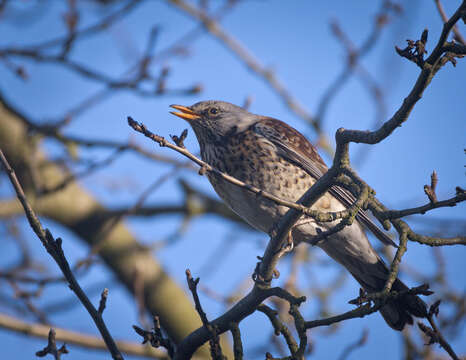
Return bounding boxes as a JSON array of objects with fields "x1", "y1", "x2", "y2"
[
  {"x1": 38, "y1": 148, "x2": 124, "y2": 197},
  {"x1": 105, "y1": 179, "x2": 250, "y2": 227},
  {"x1": 434, "y1": 0, "x2": 466, "y2": 45},
  {"x1": 316, "y1": 1, "x2": 399, "y2": 129},
  {"x1": 166, "y1": 0, "x2": 332, "y2": 151},
  {"x1": 88, "y1": 165, "x2": 182, "y2": 256},
  {"x1": 7, "y1": 279, "x2": 48, "y2": 324},
  {"x1": 30, "y1": 0, "x2": 146, "y2": 51},
  {"x1": 37, "y1": 0, "x2": 240, "y2": 128},
  {"x1": 0, "y1": 90, "x2": 194, "y2": 168},
  {"x1": 0, "y1": 312, "x2": 167, "y2": 359},
  {"x1": 0, "y1": 0, "x2": 157, "y2": 94},
  {"x1": 0, "y1": 180, "x2": 250, "y2": 228},
  {"x1": 0, "y1": 271, "x2": 65, "y2": 285},
  {"x1": 0, "y1": 1, "x2": 201, "y2": 130},
  {"x1": 51, "y1": 133, "x2": 194, "y2": 167}
]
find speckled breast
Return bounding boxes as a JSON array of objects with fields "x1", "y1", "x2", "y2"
[{"x1": 200, "y1": 129, "x2": 317, "y2": 233}]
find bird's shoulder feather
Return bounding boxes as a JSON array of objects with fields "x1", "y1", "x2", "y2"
[
  {"x1": 251, "y1": 117, "x2": 397, "y2": 247},
  {"x1": 253, "y1": 117, "x2": 328, "y2": 173}
]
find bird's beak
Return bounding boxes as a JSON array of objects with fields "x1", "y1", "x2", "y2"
[{"x1": 170, "y1": 105, "x2": 200, "y2": 122}]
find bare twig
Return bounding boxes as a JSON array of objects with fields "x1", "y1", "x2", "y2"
[
  {"x1": 186, "y1": 269, "x2": 225, "y2": 360},
  {"x1": 229, "y1": 322, "x2": 243, "y2": 360},
  {"x1": 36, "y1": 328, "x2": 69, "y2": 359},
  {"x1": 98, "y1": 288, "x2": 109, "y2": 315},
  {"x1": 417, "y1": 300, "x2": 460, "y2": 360},
  {"x1": 395, "y1": 29, "x2": 429, "y2": 67},
  {"x1": 133, "y1": 316, "x2": 175, "y2": 358},
  {"x1": 424, "y1": 171, "x2": 438, "y2": 204}
]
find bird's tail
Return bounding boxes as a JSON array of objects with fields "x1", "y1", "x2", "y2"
[
  {"x1": 352, "y1": 269, "x2": 427, "y2": 331},
  {"x1": 296, "y1": 222, "x2": 427, "y2": 330},
  {"x1": 378, "y1": 278, "x2": 427, "y2": 331}
]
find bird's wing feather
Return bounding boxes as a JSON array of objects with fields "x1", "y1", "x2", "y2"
[{"x1": 253, "y1": 118, "x2": 397, "y2": 247}]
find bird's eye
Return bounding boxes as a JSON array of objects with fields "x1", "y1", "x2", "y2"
[{"x1": 209, "y1": 107, "x2": 218, "y2": 115}]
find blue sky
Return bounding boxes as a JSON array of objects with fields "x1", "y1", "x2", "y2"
[{"x1": 0, "y1": 1, "x2": 465, "y2": 359}]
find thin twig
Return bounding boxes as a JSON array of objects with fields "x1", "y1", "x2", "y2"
[
  {"x1": 417, "y1": 300, "x2": 460, "y2": 360},
  {"x1": 186, "y1": 269, "x2": 225, "y2": 360},
  {"x1": 36, "y1": 328, "x2": 69, "y2": 359}
]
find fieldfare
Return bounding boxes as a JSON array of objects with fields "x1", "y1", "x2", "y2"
[{"x1": 170, "y1": 100, "x2": 426, "y2": 330}]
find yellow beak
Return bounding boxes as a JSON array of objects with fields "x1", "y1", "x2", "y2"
[{"x1": 170, "y1": 105, "x2": 200, "y2": 121}]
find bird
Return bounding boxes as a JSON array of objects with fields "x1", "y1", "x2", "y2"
[{"x1": 170, "y1": 100, "x2": 427, "y2": 330}]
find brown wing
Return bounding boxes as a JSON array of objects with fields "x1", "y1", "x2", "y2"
[{"x1": 253, "y1": 117, "x2": 397, "y2": 247}]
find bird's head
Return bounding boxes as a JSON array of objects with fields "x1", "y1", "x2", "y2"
[{"x1": 170, "y1": 100, "x2": 259, "y2": 143}]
